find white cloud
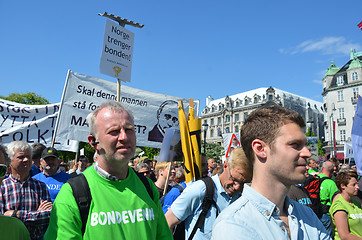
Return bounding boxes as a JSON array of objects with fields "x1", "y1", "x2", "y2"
[
  {"x1": 280, "y1": 37, "x2": 361, "y2": 55},
  {"x1": 313, "y1": 79, "x2": 323, "y2": 85}
]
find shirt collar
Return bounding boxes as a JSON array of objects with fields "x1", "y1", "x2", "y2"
[
  {"x1": 242, "y1": 184, "x2": 281, "y2": 220},
  {"x1": 9, "y1": 173, "x2": 30, "y2": 183},
  {"x1": 93, "y1": 162, "x2": 121, "y2": 181}
]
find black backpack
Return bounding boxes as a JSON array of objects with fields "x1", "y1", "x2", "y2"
[{"x1": 67, "y1": 169, "x2": 154, "y2": 236}]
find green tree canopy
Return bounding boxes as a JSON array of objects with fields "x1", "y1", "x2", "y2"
[
  {"x1": 202, "y1": 141, "x2": 225, "y2": 163},
  {"x1": 0, "y1": 92, "x2": 50, "y2": 105}
]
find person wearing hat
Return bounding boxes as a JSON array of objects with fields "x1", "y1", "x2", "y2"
[{"x1": 33, "y1": 147, "x2": 71, "y2": 202}]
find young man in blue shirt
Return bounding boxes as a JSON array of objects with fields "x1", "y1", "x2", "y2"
[{"x1": 212, "y1": 105, "x2": 331, "y2": 240}]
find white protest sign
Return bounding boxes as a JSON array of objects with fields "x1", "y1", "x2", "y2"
[
  {"x1": 55, "y1": 70, "x2": 188, "y2": 148},
  {"x1": 0, "y1": 99, "x2": 78, "y2": 152},
  {"x1": 100, "y1": 19, "x2": 134, "y2": 82},
  {"x1": 222, "y1": 133, "x2": 241, "y2": 158}
]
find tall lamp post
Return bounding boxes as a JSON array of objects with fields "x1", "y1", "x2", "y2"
[{"x1": 202, "y1": 122, "x2": 209, "y2": 154}]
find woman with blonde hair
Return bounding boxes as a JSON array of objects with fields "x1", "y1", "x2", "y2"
[{"x1": 329, "y1": 170, "x2": 362, "y2": 240}]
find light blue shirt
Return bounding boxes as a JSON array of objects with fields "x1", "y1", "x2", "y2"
[
  {"x1": 171, "y1": 175, "x2": 241, "y2": 240},
  {"x1": 212, "y1": 184, "x2": 331, "y2": 240}
]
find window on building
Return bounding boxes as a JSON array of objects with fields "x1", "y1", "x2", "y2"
[
  {"x1": 219, "y1": 105, "x2": 223, "y2": 111},
  {"x1": 225, "y1": 127, "x2": 230, "y2": 133},
  {"x1": 352, "y1": 72, "x2": 358, "y2": 81},
  {"x1": 244, "y1": 112, "x2": 249, "y2": 120},
  {"x1": 340, "y1": 130, "x2": 346, "y2": 142},
  {"x1": 235, "y1": 101, "x2": 240, "y2": 107},
  {"x1": 218, "y1": 117, "x2": 221, "y2": 125},
  {"x1": 204, "y1": 120, "x2": 207, "y2": 125},
  {"x1": 337, "y1": 76, "x2": 344, "y2": 86},
  {"x1": 225, "y1": 115, "x2": 230, "y2": 123},
  {"x1": 210, "y1": 118, "x2": 214, "y2": 126},
  {"x1": 210, "y1": 129, "x2": 214, "y2": 137},
  {"x1": 337, "y1": 90, "x2": 343, "y2": 101},
  {"x1": 339, "y1": 108, "x2": 345, "y2": 119},
  {"x1": 226, "y1": 103, "x2": 230, "y2": 108},
  {"x1": 268, "y1": 95, "x2": 273, "y2": 101},
  {"x1": 353, "y1": 87, "x2": 359, "y2": 98},
  {"x1": 245, "y1": 99, "x2": 249, "y2": 105},
  {"x1": 235, "y1": 125, "x2": 239, "y2": 133},
  {"x1": 235, "y1": 114, "x2": 239, "y2": 122}
]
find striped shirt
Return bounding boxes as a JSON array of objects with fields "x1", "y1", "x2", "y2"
[{"x1": 0, "y1": 174, "x2": 51, "y2": 240}]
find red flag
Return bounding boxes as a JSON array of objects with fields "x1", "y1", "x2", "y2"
[{"x1": 358, "y1": 21, "x2": 362, "y2": 30}]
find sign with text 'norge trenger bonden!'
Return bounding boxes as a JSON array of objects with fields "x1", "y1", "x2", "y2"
[{"x1": 100, "y1": 19, "x2": 134, "y2": 82}]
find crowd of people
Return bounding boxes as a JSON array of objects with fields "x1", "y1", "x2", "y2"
[{"x1": 0, "y1": 101, "x2": 361, "y2": 240}]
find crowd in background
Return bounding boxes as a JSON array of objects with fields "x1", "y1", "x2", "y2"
[{"x1": 0, "y1": 103, "x2": 361, "y2": 240}]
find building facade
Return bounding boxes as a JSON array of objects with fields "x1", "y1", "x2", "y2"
[
  {"x1": 201, "y1": 87, "x2": 324, "y2": 146},
  {"x1": 322, "y1": 49, "x2": 362, "y2": 159}
]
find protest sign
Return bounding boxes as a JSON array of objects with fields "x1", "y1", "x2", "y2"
[
  {"x1": 222, "y1": 133, "x2": 240, "y2": 158},
  {"x1": 55, "y1": 70, "x2": 188, "y2": 148},
  {"x1": 351, "y1": 96, "x2": 362, "y2": 175},
  {"x1": 100, "y1": 19, "x2": 134, "y2": 82},
  {"x1": 0, "y1": 99, "x2": 78, "y2": 151}
]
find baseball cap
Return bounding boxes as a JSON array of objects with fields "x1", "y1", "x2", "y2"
[
  {"x1": 41, "y1": 147, "x2": 59, "y2": 159},
  {"x1": 140, "y1": 156, "x2": 151, "y2": 163}
]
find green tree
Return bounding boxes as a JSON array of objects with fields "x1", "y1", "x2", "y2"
[
  {"x1": 139, "y1": 146, "x2": 160, "y2": 160},
  {"x1": 0, "y1": 92, "x2": 50, "y2": 105},
  {"x1": 202, "y1": 141, "x2": 225, "y2": 163}
]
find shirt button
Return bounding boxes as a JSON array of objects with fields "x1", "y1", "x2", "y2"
[
  {"x1": 274, "y1": 208, "x2": 279, "y2": 213},
  {"x1": 281, "y1": 226, "x2": 285, "y2": 231},
  {"x1": 266, "y1": 211, "x2": 270, "y2": 216}
]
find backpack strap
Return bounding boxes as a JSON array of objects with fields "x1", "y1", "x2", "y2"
[
  {"x1": 188, "y1": 177, "x2": 216, "y2": 240},
  {"x1": 68, "y1": 174, "x2": 91, "y2": 236},
  {"x1": 134, "y1": 169, "x2": 154, "y2": 201},
  {"x1": 174, "y1": 183, "x2": 185, "y2": 193}
]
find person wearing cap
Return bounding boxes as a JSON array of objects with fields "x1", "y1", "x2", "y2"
[
  {"x1": 0, "y1": 141, "x2": 52, "y2": 240},
  {"x1": 32, "y1": 147, "x2": 71, "y2": 202}
]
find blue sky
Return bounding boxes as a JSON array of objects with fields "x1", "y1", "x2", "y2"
[{"x1": 1, "y1": 0, "x2": 361, "y2": 111}]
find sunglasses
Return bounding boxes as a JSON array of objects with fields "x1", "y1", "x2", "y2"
[{"x1": 0, "y1": 164, "x2": 8, "y2": 178}]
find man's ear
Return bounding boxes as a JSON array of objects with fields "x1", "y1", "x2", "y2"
[
  {"x1": 251, "y1": 139, "x2": 267, "y2": 160},
  {"x1": 88, "y1": 135, "x2": 98, "y2": 150}
]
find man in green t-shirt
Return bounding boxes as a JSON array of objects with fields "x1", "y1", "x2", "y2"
[
  {"x1": 307, "y1": 158, "x2": 319, "y2": 175},
  {"x1": 317, "y1": 160, "x2": 339, "y2": 238},
  {"x1": 45, "y1": 102, "x2": 172, "y2": 240}
]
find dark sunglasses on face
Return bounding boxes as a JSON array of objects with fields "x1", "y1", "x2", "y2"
[{"x1": 0, "y1": 164, "x2": 8, "y2": 178}]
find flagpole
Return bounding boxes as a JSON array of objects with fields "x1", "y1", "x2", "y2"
[
  {"x1": 117, "y1": 79, "x2": 121, "y2": 102},
  {"x1": 52, "y1": 69, "x2": 71, "y2": 148}
]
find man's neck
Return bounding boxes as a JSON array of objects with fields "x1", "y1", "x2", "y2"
[
  {"x1": 44, "y1": 169, "x2": 59, "y2": 176},
  {"x1": 155, "y1": 177, "x2": 166, "y2": 189},
  {"x1": 321, "y1": 171, "x2": 331, "y2": 178},
  {"x1": 97, "y1": 158, "x2": 129, "y2": 180},
  {"x1": 251, "y1": 175, "x2": 290, "y2": 215},
  {"x1": 11, "y1": 171, "x2": 29, "y2": 183}
]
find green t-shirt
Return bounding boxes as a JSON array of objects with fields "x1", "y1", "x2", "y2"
[
  {"x1": 44, "y1": 166, "x2": 172, "y2": 240},
  {"x1": 318, "y1": 173, "x2": 338, "y2": 206},
  {"x1": 329, "y1": 195, "x2": 362, "y2": 240},
  {"x1": 0, "y1": 215, "x2": 30, "y2": 240}
]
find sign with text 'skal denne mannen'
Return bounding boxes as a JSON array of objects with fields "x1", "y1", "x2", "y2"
[{"x1": 100, "y1": 19, "x2": 134, "y2": 82}]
